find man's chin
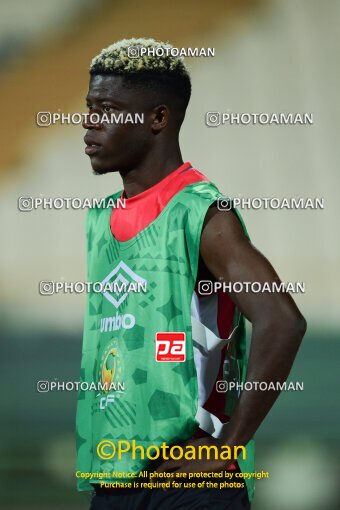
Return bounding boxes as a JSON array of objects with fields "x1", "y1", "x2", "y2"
[
  {"x1": 92, "y1": 168, "x2": 112, "y2": 176},
  {"x1": 90, "y1": 162, "x2": 118, "y2": 175}
]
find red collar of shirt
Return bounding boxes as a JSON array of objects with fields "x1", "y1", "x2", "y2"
[{"x1": 110, "y1": 162, "x2": 208, "y2": 242}]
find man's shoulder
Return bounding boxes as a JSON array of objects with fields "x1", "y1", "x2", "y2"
[{"x1": 179, "y1": 177, "x2": 221, "y2": 203}]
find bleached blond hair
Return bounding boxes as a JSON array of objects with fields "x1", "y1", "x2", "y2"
[{"x1": 90, "y1": 37, "x2": 189, "y2": 76}]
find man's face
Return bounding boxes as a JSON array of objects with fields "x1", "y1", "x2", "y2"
[{"x1": 83, "y1": 74, "x2": 152, "y2": 174}]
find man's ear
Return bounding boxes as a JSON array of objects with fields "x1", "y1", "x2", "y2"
[{"x1": 151, "y1": 104, "x2": 169, "y2": 133}]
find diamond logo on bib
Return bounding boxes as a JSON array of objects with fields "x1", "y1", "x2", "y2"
[{"x1": 101, "y1": 261, "x2": 147, "y2": 308}]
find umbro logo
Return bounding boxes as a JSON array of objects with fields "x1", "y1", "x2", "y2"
[{"x1": 101, "y1": 261, "x2": 147, "y2": 308}]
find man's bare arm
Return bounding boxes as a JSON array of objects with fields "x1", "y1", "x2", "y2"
[{"x1": 200, "y1": 206, "x2": 307, "y2": 447}]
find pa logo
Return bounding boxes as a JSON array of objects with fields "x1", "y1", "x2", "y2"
[{"x1": 155, "y1": 332, "x2": 186, "y2": 362}]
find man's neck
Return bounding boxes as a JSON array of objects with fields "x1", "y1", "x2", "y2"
[{"x1": 119, "y1": 148, "x2": 183, "y2": 199}]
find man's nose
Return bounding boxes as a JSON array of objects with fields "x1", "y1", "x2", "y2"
[{"x1": 82, "y1": 112, "x2": 102, "y2": 130}]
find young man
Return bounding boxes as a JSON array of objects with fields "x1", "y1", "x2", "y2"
[{"x1": 76, "y1": 38, "x2": 306, "y2": 509}]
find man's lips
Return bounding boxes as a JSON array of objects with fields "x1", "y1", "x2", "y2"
[
  {"x1": 84, "y1": 136, "x2": 102, "y2": 155},
  {"x1": 85, "y1": 144, "x2": 101, "y2": 155}
]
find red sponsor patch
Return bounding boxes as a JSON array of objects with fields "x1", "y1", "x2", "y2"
[{"x1": 155, "y1": 332, "x2": 186, "y2": 362}]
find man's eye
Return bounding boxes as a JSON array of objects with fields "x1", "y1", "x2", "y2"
[{"x1": 103, "y1": 106, "x2": 112, "y2": 112}]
